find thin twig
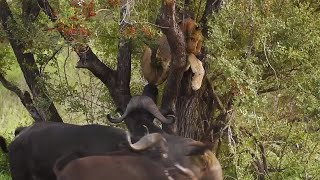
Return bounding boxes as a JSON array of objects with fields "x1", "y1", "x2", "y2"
[
  {"x1": 263, "y1": 38, "x2": 279, "y2": 87},
  {"x1": 134, "y1": 21, "x2": 170, "y2": 29},
  {"x1": 95, "y1": 8, "x2": 112, "y2": 14},
  {"x1": 63, "y1": 46, "x2": 71, "y2": 88},
  {"x1": 40, "y1": 46, "x2": 63, "y2": 74}
]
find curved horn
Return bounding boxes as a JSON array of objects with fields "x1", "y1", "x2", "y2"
[
  {"x1": 107, "y1": 96, "x2": 175, "y2": 124},
  {"x1": 139, "y1": 96, "x2": 176, "y2": 124},
  {"x1": 174, "y1": 163, "x2": 197, "y2": 180},
  {"x1": 107, "y1": 96, "x2": 141, "y2": 123},
  {"x1": 126, "y1": 132, "x2": 166, "y2": 151},
  {"x1": 107, "y1": 113, "x2": 123, "y2": 123}
]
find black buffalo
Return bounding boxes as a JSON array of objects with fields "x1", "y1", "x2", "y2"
[
  {"x1": 8, "y1": 122, "x2": 129, "y2": 180},
  {"x1": 0, "y1": 135, "x2": 8, "y2": 153},
  {"x1": 9, "y1": 122, "x2": 223, "y2": 180}
]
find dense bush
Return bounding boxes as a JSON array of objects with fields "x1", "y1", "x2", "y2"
[{"x1": 0, "y1": 0, "x2": 319, "y2": 179}]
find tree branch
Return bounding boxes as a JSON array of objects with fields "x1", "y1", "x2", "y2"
[
  {"x1": 37, "y1": 0, "x2": 57, "y2": 21},
  {"x1": 257, "y1": 86, "x2": 280, "y2": 94},
  {"x1": 158, "y1": 1, "x2": 186, "y2": 106},
  {"x1": 0, "y1": 0, "x2": 62, "y2": 122},
  {"x1": 211, "y1": 87, "x2": 225, "y2": 113},
  {"x1": 75, "y1": 48, "x2": 116, "y2": 87},
  {"x1": 40, "y1": 46, "x2": 63, "y2": 74},
  {"x1": 157, "y1": 0, "x2": 187, "y2": 133},
  {"x1": 0, "y1": 73, "x2": 43, "y2": 122},
  {"x1": 199, "y1": 0, "x2": 223, "y2": 38},
  {"x1": 39, "y1": 0, "x2": 131, "y2": 109},
  {"x1": 75, "y1": 46, "x2": 132, "y2": 109},
  {"x1": 115, "y1": 39, "x2": 132, "y2": 110}
]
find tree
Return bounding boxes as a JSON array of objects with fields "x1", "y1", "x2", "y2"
[
  {"x1": 0, "y1": 0, "x2": 224, "y2": 141},
  {"x1": 1, "y1": 0, "x2": 320, "y2": 179},
  {"x1": 0, "y1": 0, "x2": 62, "y2": 122}
]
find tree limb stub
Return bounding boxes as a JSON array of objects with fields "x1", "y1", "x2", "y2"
[
  {"x1": 75, "y1": 48, "x2": 116, "y2": 87},
  {"x1": 75, "y1": 46, "x2": 131, "y2": 109}
]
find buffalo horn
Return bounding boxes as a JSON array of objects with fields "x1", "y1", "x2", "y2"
[
  {"x1": 126, "y1": 132, "x2": 166, "y2": 151},
  {"x1": 107, "y1": 96, "x2": 175, "y2": 124}
]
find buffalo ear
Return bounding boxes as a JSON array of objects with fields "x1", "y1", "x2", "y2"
[{"x1": 185, "y1": 141, "x2": 210, "y2": 156}]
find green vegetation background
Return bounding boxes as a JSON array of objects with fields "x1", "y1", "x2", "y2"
[{"x1": 1, "y1": 0, "x2": 320, "y2": 179}]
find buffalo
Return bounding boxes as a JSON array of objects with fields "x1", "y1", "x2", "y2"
[
  {"x1": 56, "y1": 155, "x2": 183, "y2": 180},
  {"x1": 54, "y1": 133, "x2": 223, "y2": 180},
  {"x1": 107, "y1": 95, "x2": 176, "y2": 124},
  {"x1": 8, "y1": 94, "x2": 223, "y2": 180},
  {"x1": 8, "y1": 122, "x2": 129, "y2": 180},
  {"x1": 53, "y1": 133, "x2": 175, "y2": 180},
  {"x1": 8, "y1": 122, "x2": 222, "y2": 180},
  {"x1": 0, "y1": 135, "x2": 8, "y2": 153},
  {"x1": 106, "y1": 95, "x2": 224, "y2": 179}
]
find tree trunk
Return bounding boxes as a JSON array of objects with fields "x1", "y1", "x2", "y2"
[
  {"x1": 158, "y1": 0, "x2": 224, "y2": 142},
  {"x1": 0, "y1": 0, "x2": 62, "y2": 122},
  {"x1": 176, "y1": 73, "x2": 215, "y2": 139}
]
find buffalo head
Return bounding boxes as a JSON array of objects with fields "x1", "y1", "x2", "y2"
[
  {"x1": 107, "y1": 96, "x2": 176, "y2": 124},
  {"x1": 126, "y1": 132, "x2": 223, "y2": 180}
]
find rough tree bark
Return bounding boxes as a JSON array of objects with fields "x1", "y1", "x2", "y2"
[
  {"x1": 0, "y1": 0, "x2": 62, "y2": 122},
  {"x1": 157, "y1": 0, "x2": 187, "y2": 134},
  {"x1": 157, "y1": 0, "x2": 224, "y2": 143}
]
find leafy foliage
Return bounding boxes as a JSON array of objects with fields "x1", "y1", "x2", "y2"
[
  {"x1": 206, "y1": 0, "x2": 320, "y2": 178},
  {"x1": 0, "y1": 0, "x2": 319, "y2": 179}
]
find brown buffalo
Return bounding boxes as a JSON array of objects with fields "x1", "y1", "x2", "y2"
[
  {"x1": 55, "y1": 154, "x2": 192, "y2": 180},
  {"x1": 54, "y1": 133, "x2": 223, "y2": 180}
]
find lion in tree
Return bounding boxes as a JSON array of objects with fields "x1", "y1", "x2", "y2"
[{"x1": 141, "y1": 17, "x2": 205, "y2": 90}]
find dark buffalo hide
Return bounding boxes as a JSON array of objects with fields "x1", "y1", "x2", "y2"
[
  {"x1": 8, "y1": 119, "x2": 223, "y2": 180},
  {"x1": 8, "y1": 122, "x2": 128, "y2": 180},
  {"x1": 54, "y1": 132, "x2": 223, "y2": 180},
  {"x1": 54, "y1": 153, "x2": 191, "y2": 180},
  {"x1": 0, "y1": 135, "x2": 8, "y2": 153}
]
